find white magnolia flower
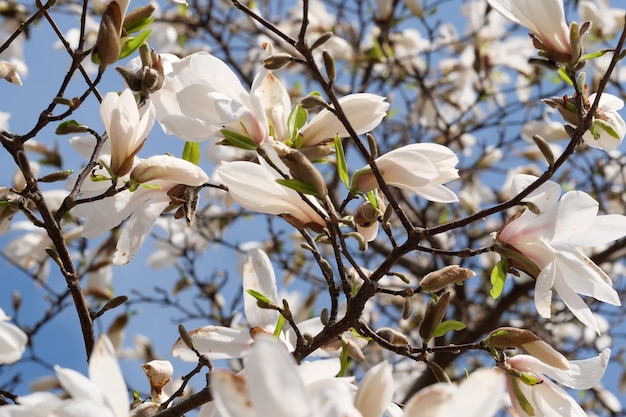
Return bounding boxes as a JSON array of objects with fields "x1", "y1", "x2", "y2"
[
  {"x1": 403, "y1": 368, "x2": 505, "y2": 417},
  {"x1": 0, "y1": 307, "x2": 27, "y2": 365},
  {"x1": 172, "y1": 248, "x2": 364, "y2": 362},
  {"x1": 300, "y1": 94, "x2": 389, "y2": 147},
  {"x1": 486, "y1": 0, "x2": 572, "y2": 61},
  {"x1": 70, "y1": 136, "x2": 208, "y2": 265},
  {"x1": 152, "y1": 51, "x2": 271, "y2": 144},
  {"x1": 352, "y1": 143, "x2": 459, "y2": 203},
  {"x1": 100, "y1": 89, "x2": 156, "y2": 177},
  {"x1": 0, "y1": 335, "x2": 128, "y2": 417},
  {"x1": 583, "y1": 93, "x2": 626, "y2": 151},
  {"x1": 497, "y1": 174, "x2": 624, "y2": 333},
  {"x1": 211, "y1": 335, "x2": 360, "y2": 417},
  {"x1": 505, "y1": 349, "x2": 610, "y2": 417},
  {"x1": 216, "y1": 155, "x2": 327, "y2": 232}
]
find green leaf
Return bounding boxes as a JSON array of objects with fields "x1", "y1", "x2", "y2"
[
  {"x1": 273, "y1": 314, "x2": 285, "y2": 338},
  {"x1": 119, "y1": 30, "x2": 152, "y2": 60},
  {"x1": 594, "y1": 119, "x2": 621, "y2": 139},
  {"x1": 337, "y1": 342, "x2": 350, "y2": 377},
  {"x1": 490, "y1": 258, "x2": 508, "y2": 299},
  {"x1": 288, "y1": 104, "x2": 308, "y2": 144},
  {"x1": 55, "y1": 120, "x2": 88, "y2": 135},
  {"x1": 581, "y1": 49, "x2": 608, "y2": 61},
  {"x1": 124, "y1": 16, "x2": 154, "y2": 34},
  {"x1": 431, "y1": 320, "x2": 466, "y2": 339},
  {"x1": 220, "y1": 129, "x2": 257, "y2": 150},
  {"x1": 182, "y1": 141, "x2": 201, "y2": 165},
  {"x1": 333, "y1": 134, "x2": 350, "y2": 189},
  {"x1": 556, "y1": 66, "x2": 574, "y2": 86},
  {"x1": 276, "y1": 178, "x2": 320, "y2": 197},
  {"x1": 246, "y1": 289, "x2": 271, "y2": 304},
  {"x1": 510, "y1": 378, "x2": 535, "y2": 416}
]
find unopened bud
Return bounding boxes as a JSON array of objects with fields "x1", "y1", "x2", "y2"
[
  {"x1": 345, "y1": 338, "x2": 365, "y2": 362},
  {"x1": 310, "y1": 32, "x2": 333, "y2": 50},
  {"x1": 420, "y1": 265, "x2": 475, "y2": 292},
  {"x1": 486, "y1": 327, "x2": 569, "y2": 370},
  {"x1": 263, "y1": 54, "x2": 294, "y2": 70},
  {"x1": 38, "y1": 170, "x2": 74, "y2": 183},
  {"x1": 354, "y1": 201, "x2": 380, "y2": 228},
  {"x1": 280, "y1": 149, "x2": 328, "y2": 197},
  {"x1": 94, "y1": 0, "x2": 125, "y2": 67},
  {"x1": 377, "y1": 327, "x2": 410, "y2": 346},
  {"x1": 0, "y1": 61, "x2": 21, "y2": 86},
  {"x1": 322, "y1": 50, "x2": 335, "y2": 83},
  {"x1": 531, "y1": 134, "x2": 555, "y2": 167},
  {"x1": 142, "y1": 360, "x2": 173, "y2": 403},
  {"x1": 123, "y1": 4, "x2": 155, "y2": 31},
  {"x1": 177, "y1": 324, "x2": 195, "y2": 350},
  {"x1": 402, "y1": 296, "x2": 413, "y2": 319},
  {"x1": 300, "y1": 94, "x2": 328, "y2": 111},
  {"x1": 419, "y1": 291, "x2": 450, "y2": 342}
]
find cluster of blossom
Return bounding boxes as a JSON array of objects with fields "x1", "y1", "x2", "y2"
[{"x1": 0, "y1": 0, "x2": 625, "y2": 415}]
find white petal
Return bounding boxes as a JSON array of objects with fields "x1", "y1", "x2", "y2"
[
  {"x1": 245, "y1": 336, "x2": 310, "y2": 417},
  {"x1": 553, "y1": 275, "x2": 600, "y2": 333},
  {"x1": 354, "y1": 361, "x2": 394, "y2": 417},
  {"x1": 534, "y1": 262, "x2": 556, "y2": 318},
  {"x1": 551, "y1": 191, "x2": 598, "y2": 241},
  {"x1": 403, "y1": 382, "x2": 456, "y2": 417},
  {"x1": 448, "y1": 368, "x2": 505, "y2": 417},
  {"x1": 171, "y1": 326, "x2": 251, "y2": 361},
  {"x1": 539, "y1": 349, "x2": 611, "y2": 390},
  {"x1": 0, "y1": 320, "x2": 27, "y2": 364},
  {"x1": 89, "y1": 335, "x2": 128, "y2": 417},
  {"x1": 55, "y1": 366, "x2": 105, "y2": 406},
  {"x1": 211, "y1": 371, "x2": 255, "y2": 417},
  {"x1": 113, "y1": 198, "x2": 170, "y2": 265},
  {"x1": 243, "y1": 248, "x2": 280, "y2": 329}
]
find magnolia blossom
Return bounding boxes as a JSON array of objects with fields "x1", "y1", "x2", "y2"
[
  {"x1": 0, "y1": 307, "x2": 27, "y2": 364},
  {"x1": 0, "y1": 335, "x2": 128, "y2": 417},
  {"x1": 216, "y1": 155, "x2": 327, "y2": 231},
  {"x1": 402, "y1": 368, "x2": 505, "y2": 417},
  {"x1": 172, "y1": 248, "x2": 365, "y2": 362},
  {"x1": 299, "y1": 94, "x2": 390, "y2": 147},
  {"x1": 486, "y1": 0, "x2": 572, "y2": 61},
  {"x1": 352, "y1": 143, "x2": 459, "y2": 203},
  {"x1": 70, "y1": 136, "x2": 209, "y2": 265},
  {"x1": 151, "y1": 51, "x2": 269, "y2": 144},
  {"x1": 505, "y1": 349, "x2": 610, "y2": 417},
  {"x1": 100, "y1": 88, "x2": 156, "y2": 177},
  {"x1": 583, "y1": 93, "x2": 626, "y2": 151},
  {"x1": 497, "y1": 174, "x2": 624, "y2": 333},
  {"x1": 211, "y1": 335, "x2": 360, "y2": 417}
]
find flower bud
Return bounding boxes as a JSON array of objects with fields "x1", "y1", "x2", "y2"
[
  {"x1": 263, "y1": 54, "x2": 294, "y2": 70},
  {"x1": 420, "y1": 265, "x2": 475, "y2": 292},
  {"x1": 0, "y1": 61, "x2": 21, "y2": 86},
  {"x1": 130, "y1": 155, "x2": 209, "y2": 185},
  {"x1": 142, "y1": 360, "x2": 174, "y2": 403},
  {"x1": 486, "y1": 327, "x2": 569, "y2": 370},
  {"x1": 419, "y1": 291, "x2": 450, "y2": 342},
  {"x1": 280, "y1": 149, "x2": 328, "y2": 197},
  {"x1": 95, "y1": 0, "x2": 125, "y2": 67},
  {"x1": 377, "y1": 327, "x2": 410, "y2": 346}
]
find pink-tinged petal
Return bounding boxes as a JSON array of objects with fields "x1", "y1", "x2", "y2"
[
  {"x1": 211, "y1": 371, "x2": 255, "y2": 417},
  {"x1": 243, "y1": 248, "x2": 279, "y2": 329},
  {"x1": 355, "y1": 361, "x2": 394, "y2": 417},
  {"x1": 301, "y1": 94, "x2": 389, "y2": 147},
  {"x1": 553, "y1": 275, "x2": 600, "y2": 334},
  {"x1": 89, "y1": 335, "x2": 128, "y2": 417},
  {"x1": 245, "y1": 336, "x2": 310, "y2": 417},
  {"x1": 112, "y1": 197, "x2": 170, "y2": 265},
  {"x1": 130, "y1": 155, "x2": 209, "y2": 185},
  {"x1": 534, "y1": 262, "x2": 556, "y2": 318},
  {"x1": 171, "y1": 326, "x2": 250, "y2": 361}
]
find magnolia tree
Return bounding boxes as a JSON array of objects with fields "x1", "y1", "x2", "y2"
[{"x1": 0, "y1": 0, "x2": 626, "y2": 415}]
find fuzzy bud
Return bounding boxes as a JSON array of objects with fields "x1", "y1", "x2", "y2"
[
  {"x1": 377, "y1": 327, "x2": 410, "y2": 346},
  {"x1": 280, "y1": 149, "x2": 328, "y2": 197},
  {"x1": 94, "y1": 0, "x2": 125, "y2": 67},
  {"x1": 419, "y1": 291, "x2": 450, "y2": 342},
  {"x1": 420, "y1": 265, "x2": 475, "y2": 292},
  {"x1": 486, "y1": 327, "x2": 569, "y2": 370}
]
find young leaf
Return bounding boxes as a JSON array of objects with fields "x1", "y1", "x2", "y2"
[
  {"x1": 490, "y1": 259, "x2": 508, "y2": 299},
  {"x1": 276, "y1": 178, "x2": 320, "y2": 197},
  {"x1": 431, "y1": 320, "x2": 466, "y2": 339},
  {"x1": 56, "y1": 120, "x2": 88, "y2": 135},
  {"x1": 220, "y1": 129, "x2": 257, "y2": 150},
  {"x1": 124, "y1": 16, "x2": 154, "y2": 34},
  {"x1": 334, "y1": 134, "x2": 350, "y2": 189},
  {"x1": 182, "y1": 141, "x2": 201, "y2": 165},
  {"x1": 273, "y1": 314, "x2": 285, "y2": 338},
  {"x1": 288, "y1": 104, "x2": 308, "y2": 144},
  {"x1": 119, "y1": 30, "x2": 152, "y2": 60},
  {"x1": 337, "y1": 342, "x2": 350, "y2": 377},
  {"x1": 246, "y1": 289, "x2": 271, "y2": 304}
]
